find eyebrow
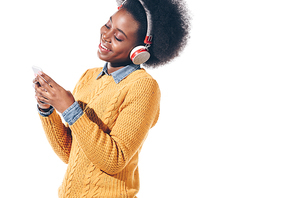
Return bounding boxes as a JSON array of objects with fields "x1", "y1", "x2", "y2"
[{"x1": 110, "y1": 17, "x2": 128, "y2": 39}]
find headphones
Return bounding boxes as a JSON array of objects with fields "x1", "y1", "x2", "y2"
[{"x1": 118, "y1": 0, "x2": 153, "y2": 65}]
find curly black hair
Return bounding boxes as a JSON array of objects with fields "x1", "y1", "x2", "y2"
[{"x1": 116, "y1": 0, "x2": 191, "y2": 68}]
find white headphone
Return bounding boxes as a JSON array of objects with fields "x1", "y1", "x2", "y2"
[{"x1": 118, "y1": 0, "x2": 153, "y2": 65}]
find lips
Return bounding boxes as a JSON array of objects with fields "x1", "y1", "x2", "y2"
[{"x1": 99, "y1": 43, "x2": 112, "y2": 52}]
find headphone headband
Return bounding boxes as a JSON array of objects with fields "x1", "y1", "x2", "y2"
[{"x1": 118, "y1": 0, "x2": 153, "y2": 45}]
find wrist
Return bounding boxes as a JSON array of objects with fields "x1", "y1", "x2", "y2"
[
  {"x1": 62, "y1": 101, "x2": 83, "y2": 125},
  {"x1": 38, "y1": 104, "x2": 52, "y2": 112},
  {"x1": 37, "y1": 104, "x2": 54, "y2": 117}
]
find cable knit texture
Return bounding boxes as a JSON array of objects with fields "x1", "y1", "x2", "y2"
[{"x1": 39, "y1": 67, "x2": 160, "y2": 198}]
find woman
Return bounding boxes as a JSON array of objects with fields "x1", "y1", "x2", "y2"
[{"x1": 33, "y1": 0, "x2": 190, "y2": 197}]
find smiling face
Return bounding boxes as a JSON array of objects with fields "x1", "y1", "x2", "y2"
[{"x1": 97, "y1": 9, "x2": 140, "y2": 67}]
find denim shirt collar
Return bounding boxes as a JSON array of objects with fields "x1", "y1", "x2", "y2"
[{"x1": 96, "y1": 63, "x2": 141, "y2": 84}]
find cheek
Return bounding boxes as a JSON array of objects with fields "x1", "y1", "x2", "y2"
[{"x1": 113, "y1": 42, "x2": 134, "y2": 57}]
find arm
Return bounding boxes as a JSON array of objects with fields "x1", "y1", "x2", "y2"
[
  {"x1": 34, "y1": 70, "x2": 89, "y2": 163},
  {"x1": 70, "y1": 78, "x2": 160, "y2": 174},
  {"x1": 38, "y1": 110, "x2": 72, "y2": 164}
]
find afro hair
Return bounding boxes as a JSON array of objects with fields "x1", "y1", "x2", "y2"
[{"x1": 116, "y1": 0, "x2": 191, "y2": 68}]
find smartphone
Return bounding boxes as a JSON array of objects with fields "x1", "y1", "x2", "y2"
[
  {"x1": 32, "y1": 66, "x2": 51, "y2": 87},
  {"x1": 32, "y1": 66, "x2": 43, "y2": 74}
]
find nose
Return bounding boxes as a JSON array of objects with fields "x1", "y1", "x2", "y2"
[{"x1": 102, "y1": 32, "x2": 111, "y2": 43}]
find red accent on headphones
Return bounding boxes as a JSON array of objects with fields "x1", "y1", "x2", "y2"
[
  {"x1": 130, "y1": 48, "x2": 148, "y2": 61},
  {"x1": 119, "y1": 0, "x2": 152, "y2": 64},
  {"x1": 144, "y1": 36, "x2": 153, "y2": 45}
]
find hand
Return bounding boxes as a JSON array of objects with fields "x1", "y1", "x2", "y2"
[
  {"x1": 33, "y1": 76, "x2": 51, "y2": 110},
  {"x1": 33, "y1": 72, "x2": 75, "y2": 114}
]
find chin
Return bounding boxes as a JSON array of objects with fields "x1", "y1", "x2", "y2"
[
  {"x1": 97, "y1": 49, "x2": 132, "y2": 66},
  {"x1": 97, "y1": 50, "x2": 109, "y2": 62}
]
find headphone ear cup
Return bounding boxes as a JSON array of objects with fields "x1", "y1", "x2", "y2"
[{"x1": 130, "y1": 46, "x2": 150, "y2": 65}]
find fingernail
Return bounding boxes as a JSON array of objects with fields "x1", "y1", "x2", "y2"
[
  {"x1": 38, "y1": 71, "x2": 42, "y2": 75},
  {"x1": 34, "y1": 73, "x2": 37, "y2": 77}
]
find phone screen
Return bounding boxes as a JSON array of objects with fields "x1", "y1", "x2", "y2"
[{"x1": 32, "y1": 66, "x2": 43, "y2": 74}]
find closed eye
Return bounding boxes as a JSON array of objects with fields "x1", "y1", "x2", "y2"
[
  {"x1": 115, "y1": 37, "x2": 123, "y2": 42},
  {"x1": 104, "y1": 18, "x2": 124, "y2": 42}
]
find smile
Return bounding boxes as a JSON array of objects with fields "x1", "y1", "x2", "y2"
[{"x1": 99, "y1": 43, "x2": 112, "y2": 52}]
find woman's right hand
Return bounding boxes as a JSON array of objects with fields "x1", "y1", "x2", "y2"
[{"x1": 33, "y1": 76, "x2": 51, "y2": 110}]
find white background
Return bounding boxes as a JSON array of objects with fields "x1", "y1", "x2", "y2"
[{"x1": 0, "y1": 0, "x2": 296, "y2": 197}]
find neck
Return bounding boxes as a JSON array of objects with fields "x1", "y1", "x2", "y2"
[{"x1": 107, "y1": 62, "x2": 126, "y2": 74}]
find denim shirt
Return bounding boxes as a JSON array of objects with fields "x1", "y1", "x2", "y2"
[
  {"x1": 38, "y1": 63, "x2": 141, "y2": 126},
  {"x1": 96, "y1": 62, "x2": 141, "y2": 83}
]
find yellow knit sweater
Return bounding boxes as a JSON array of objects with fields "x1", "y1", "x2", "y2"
[{"x1": 39, "y1": 67, "x2": 161, "y2": 198}]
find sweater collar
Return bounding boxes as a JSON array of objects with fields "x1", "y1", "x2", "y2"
[{"x1": 96, "y1": 63, "x2": 141, "y2": 84}]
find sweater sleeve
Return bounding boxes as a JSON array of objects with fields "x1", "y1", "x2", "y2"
[
  {"x1": 38, "y1": 69, "x2": 90, "y2": 164},
  {"x1": 70, "y1": 78, "x2": 161, "y2": 174},
  {"x1": 39, "y1": 110, "x2": 72, "y2": 164}
]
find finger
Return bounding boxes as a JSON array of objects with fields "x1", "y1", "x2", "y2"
[
  {"x1": 37, "y1": 74, "x2": 53, "y2": 91},
  {"x1": 35, "y1": 84, "x2": 48, "y2": 92},
  {"x1": 33, "y1": 82, "x2": 45, "y2": 92},
  {"x1": 35, "y1": 87, "x2": 50, "y2": 103},
  {"x1": 35, "y1": 94, "x2": 49, "y2": 105},
  {"x1": 33, "y1": 80, "x2": 42, "y2": 90},
  {"x1": 37, "y1": 71, "x2": 55, "y2": 88},
  {"x1": 34, "y1": 83, "x2": 51, "y2": 106},
  {"x1": 35, "y1": 83, "x2": 50, "y2": 101},
  {"x1": 33, "y1": 74, "x2": 41, "y2": 84},
  {"x1": 33, "y1": 76, "x2": 37, "y2": 84}
]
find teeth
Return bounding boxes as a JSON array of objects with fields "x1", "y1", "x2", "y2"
[{"x1": 101, "y1": 44, "x2": 110, "y2": 51}]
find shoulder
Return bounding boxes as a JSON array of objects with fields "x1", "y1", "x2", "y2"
[
  {"x1": 126, "y1": 69, "x2": 161, "y2": 97},
  {"x1": 73, "y1": 67, "x2": 103, "y2": 94},
  {"x1": 76, "y1": 67, "x2": 103, "y2": 83},
  {"x1": 127, "y1": 68, "x2": 158, "y2": 85},
  {"x1": 83, "y1": 67, "x2": 103, "y2": 78}
]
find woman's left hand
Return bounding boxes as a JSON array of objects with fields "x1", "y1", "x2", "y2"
[{"x1": 34, "y1": 72, "x2": 75, "y2": 114}]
